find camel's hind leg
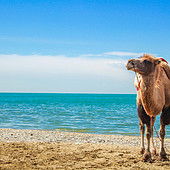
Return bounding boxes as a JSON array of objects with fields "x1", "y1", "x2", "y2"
[{"x1": 159, "y1": 106, "x2": 170, "y2": 161}]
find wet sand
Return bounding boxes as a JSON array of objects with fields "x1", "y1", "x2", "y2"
[{"x1": 0, "y1": 129, "x2": 170, "y2": 169}]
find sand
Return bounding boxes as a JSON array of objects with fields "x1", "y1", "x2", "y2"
[{"x1": 0, "y1": 129, "x2": 170, "y2": 169}]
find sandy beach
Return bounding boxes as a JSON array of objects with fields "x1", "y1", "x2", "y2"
[{"x1": 0, "y1": 129, "x2": 170, "y2": 169}]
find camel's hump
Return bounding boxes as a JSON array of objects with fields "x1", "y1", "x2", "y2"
[{"x1": 161, "y1": 62, "x2": 170, "y2": 80}]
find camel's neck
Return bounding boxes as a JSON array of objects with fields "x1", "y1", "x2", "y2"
[
  {"x1": 141, "y1": 74, "x2": 156, "y2": 91},
  {"x1": 140, "y1": 67, "x2": 164, "y2": 116}
]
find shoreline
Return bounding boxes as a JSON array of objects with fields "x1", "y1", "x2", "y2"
[
  {"x1": 0, "y1": 128, "x2": 141, "y2": 145},
  {"x1": 1, "y1": 128, "x2": 170, "y2": 146},
  {"x1": 1, "y1": 128, "x2": 170, "y2": 169}
]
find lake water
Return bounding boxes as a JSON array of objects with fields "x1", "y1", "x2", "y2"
[{"x1": 0, "y1": 93, "x2": 169, "y2": 137}]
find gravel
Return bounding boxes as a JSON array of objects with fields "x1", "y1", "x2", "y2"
[{"x1": 0, "y1": 128, "x2": 170, "y2": 147}]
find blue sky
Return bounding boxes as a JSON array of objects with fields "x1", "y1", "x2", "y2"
[{"x1": 0, "y1": 0, "x2": 169, "y2": 93}]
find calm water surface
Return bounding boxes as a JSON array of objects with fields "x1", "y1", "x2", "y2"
[{"x1": 0, "y1": 93, "x2": 169, "y2": 137}]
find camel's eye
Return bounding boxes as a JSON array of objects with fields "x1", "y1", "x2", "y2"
[{"x1": 143, "y1": 60, "x2": 152, "y2": 65}]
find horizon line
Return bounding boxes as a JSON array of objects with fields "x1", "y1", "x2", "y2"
[{"x1": 0, "y1": 91, "x2": 136, "y2": 94}]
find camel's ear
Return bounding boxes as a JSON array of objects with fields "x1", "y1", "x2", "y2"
[{"x1": 154, "y1": 59, "x2": 161, "y2": 65}]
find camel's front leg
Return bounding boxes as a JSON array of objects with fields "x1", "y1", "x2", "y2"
[
  {"x1": 151, "y1": 117, "x2": 156, "y2": 155},
  {"x1": 139, "y1": 121, "x2": 145, "y2": 154},
  {"x1": 137, "y1": 103, "x2": 147, "y2": 155},
  {"x1": 143, "y1": 122, "x2": 152, "y2": 162}
]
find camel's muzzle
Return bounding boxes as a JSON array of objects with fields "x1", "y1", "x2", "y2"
[{"x1": 126, "y1": 59, "x2": 135, "y2": 71}]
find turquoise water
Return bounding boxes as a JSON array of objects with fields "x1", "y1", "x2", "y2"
[{"x1": 0, "y1": 93, "x2": 169, "y2": 137}]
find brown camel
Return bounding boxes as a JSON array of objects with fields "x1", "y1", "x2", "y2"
[{"x1": 126, "y1": 54, "x2": 170, "y2": 161}]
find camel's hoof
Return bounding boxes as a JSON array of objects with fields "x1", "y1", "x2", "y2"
[
  {"x1": 139, "y1": 148, "x2": 145, "y2": 155},
  {"x1": 158, "y1": 149, "x2": 169, "y2": 161},
  {"x1": 158, "y1": 155, "x2": 169, "y2": 161},
  {"x1": 142, "y1": 152, "x2": 152, "y2": 162}
]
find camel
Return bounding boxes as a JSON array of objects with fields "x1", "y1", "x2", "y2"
[{"x1": 126, "y1": 54, "x2": 170, "y2": 161}]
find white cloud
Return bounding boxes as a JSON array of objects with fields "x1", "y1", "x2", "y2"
[
  {"x1": 103, "y1": 51, "x2": 143, "y2": 57},
  {"x1": 0, "y1": 53, "x2": 136, "y2": 93},
  {"x1": 80, "y1": 51, "x2": 144, "y2": 58},
  {"x1": 80, "y1": 54, "x2": 103, "y2": 57}
]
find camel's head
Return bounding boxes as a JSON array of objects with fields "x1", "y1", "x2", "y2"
[{"x1": 126, "y1": 54, "x2": 161, "y2": 75}]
